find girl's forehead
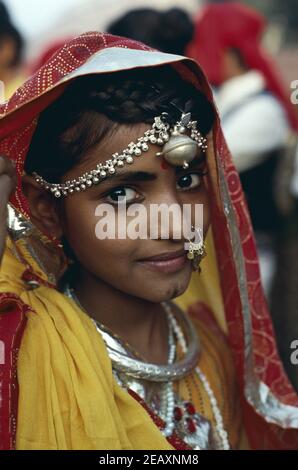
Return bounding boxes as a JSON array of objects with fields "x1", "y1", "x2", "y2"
[
  {"x1": 34, "y1": 110, "x2": 208, "y2": 198},
  {"x1": 63, "y1": 122, "x2": 152, "y2": 180}
]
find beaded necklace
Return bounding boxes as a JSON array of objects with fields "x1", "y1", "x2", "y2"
[{"x1": 64, "y1": 284, "x2": 229, "y2": 449}]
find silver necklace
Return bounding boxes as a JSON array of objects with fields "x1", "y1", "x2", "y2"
[
  {"x1": 64, "y1": 284, "x2": 229, "y2": 448},
  {"x1": 64, "y1": 284, "x2": 200, "y2": 381},
  {"x1": 163, "y1": 303, "x2": 230, "y2": 450}
]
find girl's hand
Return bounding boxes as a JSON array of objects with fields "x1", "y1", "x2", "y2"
[{"x1": 0, "y1": 156, "x2": 17, "y2": 264}]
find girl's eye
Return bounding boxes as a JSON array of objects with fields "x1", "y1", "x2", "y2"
[
  {"x1": 104, "y1": 187, "x2": 140, "y2": 204},
  {"x1": 177, "y1": 172, "x2": 202, "y2": 191}
]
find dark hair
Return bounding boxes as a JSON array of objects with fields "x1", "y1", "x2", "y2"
[
  {"x1": 107, "y1": 9, "x2": 160, "y2": 48},
  {"x1": 107, "y1": 8, "x2": 194, "y2": 56},
  {"x1": 25, "y1": 65, "x2": 215, "y2": 183},
  {"x1": 0, "y1": 1, "x2": 24, "y2": 67}
]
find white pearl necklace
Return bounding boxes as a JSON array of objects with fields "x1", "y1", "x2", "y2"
[
  {"x1": 163, "y1": 302, "x2": 230, "y2": 450},
  {"x1": 160, "y1": 314, "x2": 176, "y2": 437}
]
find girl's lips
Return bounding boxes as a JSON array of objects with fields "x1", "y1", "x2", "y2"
[{"x1": 137, "y1": 252, "x2": 189, "y2": 273}]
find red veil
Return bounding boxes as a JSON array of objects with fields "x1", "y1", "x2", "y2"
[{"x1": 0, "y1": 32, "x2": 298, "y2": 450}]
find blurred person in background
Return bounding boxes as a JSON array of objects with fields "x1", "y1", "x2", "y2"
[
  {"x1": 187, "y1": 1, "x2": 298, "y2": 390},
  {"x1": 0, "y1": 1, "x2": 24, "y2": 98},
  {"x1": 107, "y1": 8, "x2": 194, "y2": 56}
]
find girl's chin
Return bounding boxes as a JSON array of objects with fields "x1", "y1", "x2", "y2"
[{"x1": 137, "y1": 272, "x2": 192, "y2": 303}]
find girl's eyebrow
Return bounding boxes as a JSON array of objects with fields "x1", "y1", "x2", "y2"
[
  {"x1": 109, "y1": 153, "x2": 206, "y2": 182},
  {"x1": 105, "y1": 171, "x2": 157, "y2": 184},
  {"x1": 91, "y1": 153, "x2": 207, "y2": 187}
]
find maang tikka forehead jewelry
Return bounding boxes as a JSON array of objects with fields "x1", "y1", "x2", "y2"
[{"x1": 33, "y1": 111, "x2": 208, "y2": 198}]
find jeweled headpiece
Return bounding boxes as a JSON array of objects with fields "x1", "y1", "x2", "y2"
[{"x1": 33, "y1": 111, "x2": 207, "y2": 198}]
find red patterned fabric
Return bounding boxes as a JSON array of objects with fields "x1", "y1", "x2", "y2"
[
  {"x1": 0, "y1": 293, "x2": 29, "y2": 449},
  {"x1": 127, "y1": 389, "x2": 192, "y2": 450},
  {"x1": 0, "y1": 31, "x2": 297, "y2": 449},
  {"x1": 214, "y1": 127, "x2": 298, "y2": 405}
]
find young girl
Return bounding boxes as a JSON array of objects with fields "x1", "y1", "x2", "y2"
[{"x1": 0, "y1": 32, "x2": 297, "y2": 450}]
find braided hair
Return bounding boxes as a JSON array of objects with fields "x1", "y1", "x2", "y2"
[{"x1": 25, "y1": 65, "x2": 215, "y2": 183}]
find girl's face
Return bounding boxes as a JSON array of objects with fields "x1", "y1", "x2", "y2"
[{"x1": 50, "y1": 123, "x2": 211, "y2": 302}]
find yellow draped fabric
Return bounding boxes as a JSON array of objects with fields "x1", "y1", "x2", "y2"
[
  {"x1": 175, "y1": 229, "x2": 227, "y2": 334},
  {"x1": 0, "y1": 235, "x2": 243, "y2": 449}
]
